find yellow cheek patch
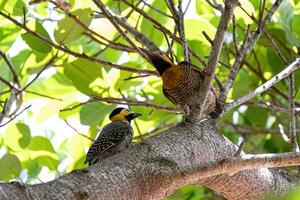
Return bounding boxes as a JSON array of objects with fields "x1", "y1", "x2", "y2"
[{"x1": 110, "y1": 109, "x2": 130, "y2": 121}]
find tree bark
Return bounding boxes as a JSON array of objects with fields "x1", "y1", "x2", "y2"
[{"x1": 0, "y1": 120, "x2": 293, "y2": 200}]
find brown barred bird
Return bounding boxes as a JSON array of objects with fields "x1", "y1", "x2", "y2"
[
  {"x1": 141, "y1": 50, "x2": 217, "y2": 122},
  {"x1": 84, "y1": 107, "x2": 141, "y2": 166}
]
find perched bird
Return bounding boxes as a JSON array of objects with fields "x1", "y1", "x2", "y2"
[
  {"x1": 141, "y1": 50, "x2": 217, "y2": 122},
  {"x1": 85, "y1": 107, "x2": 141, "y2": 166}
]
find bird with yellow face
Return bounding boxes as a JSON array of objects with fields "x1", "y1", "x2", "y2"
[{"x1": 85, "y1": 107, "x2": 141, "y2": 166}]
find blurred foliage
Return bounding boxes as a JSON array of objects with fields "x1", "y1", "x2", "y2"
[{"x1": 0, "y1": 0, "x2": 299, "y2": 199}]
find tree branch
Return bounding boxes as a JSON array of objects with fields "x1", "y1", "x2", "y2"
[
  {"x1": 0, "y1": 122, "x2": 293, "y2": 200},
  {"x1": 224, "y1": 58, "x2": 300, "y2": 113},
  {"x1": 198, "y1": 0, "x2": 239, "y2": 115},
  {"x1": 219, "y1": 0, "x2": 283, "y2": 104},
  {"x1": 0, "y1": 11, "x2": 158, "y2": 77},
  {"x1": 288, "y1": 74, "x2": 299, "y2": 152}
]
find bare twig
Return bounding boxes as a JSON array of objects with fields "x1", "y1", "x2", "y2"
[
  {"x1": 0, "y1": 51, "x2": 20, "y2": 87},
  {"x1": 225, "y1": 58, "x2": 300, "y2": 113},
  {"x1": 234, "y1": 137, "x2": 245, "y2": 157},
  {"x1": 0, "y1": 105, "x2": 31, "y2": 127},
  {"x1": 288, "y1": 74, "x2": 299, "y2": 152},
  {"x1": 202, "y1": 31, "x2": 213, "y2": 45},
  {"x1": 0, "y1": 11, "x2": 158, "y2": 76},
  {"x1": 92, "y1": 0, "x2": 150, "y2": 61},
  {"x1": 60, "y1": 99, "x2": 96, "y2": 112},
  {"x1": 26, "y1": 90, "x2": 63, "y2": 101},
  {"x1": 0, "y1": 76, "x2": 13, "y2": 88},
  {"x1": 223, "y1": 121, "x2": 300, "y2": 136},
  {"x1": 178, "y1": 0, "x2": 189, "y2": 61},
  {"x1": 232, "y1": 15, "x2": 239, "y2": 55},
  {"x1": 21, "y1": 54, "x2": 56, "y2": 92},
  {"x1": 141, "y1": 0, "x2": 172, "y2": 18},
  {"x1": 219, "y1": 0, "x2": 283, "y2": 105},
  {"x1": 64, "y1": 120, "x2": 94, "y2": 141},
  {"x1": 92, "y1": 96, "x2": 181, "y2": 113}
]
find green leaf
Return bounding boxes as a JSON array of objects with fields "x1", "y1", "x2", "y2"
[
  {"x1": 0, "y1": 20, "x2": 21, "y2": 51},
  {"x1": 21, "y1": 20, "x2": 52, "y2": 53},
  {"x1": 105, "y1": 0, "x2": 128, "y2": 15},
  {"x1": 245, "y1": 107, "x2": 268, "y2": 127},
  {"x1": 184, "y1": 19, "x2": 216, "y2": 46},
  {"x1": 80, "y1": 102, "x2": 114, "y2": 125},
  {"x1": 232, "y1": 69, "x2": 255, "y2": 99},
  {"x1": 0, "y1": 0, "x2": 27, "y2": 16},
  {"x1": 27, "y1": 136, "x2": 59, "y2": 170},
  {"x1": 63, "y1": 58, "x2": 103, "y2": 95},
  {"x1": 3, "y1": 122, "x2": 31, "y2": 151},
  {"x1": 16, "y1": 123, "x2": 31, "y2": 148},
  {"x1": 60, "y1": 134, "x2": 91, "y2": 171},
  {"x1": 55, "y1": 8, "x2": 93, "y2": 44},
  {"x1": 291, "y1": 15, "x2": 300, "y2": 38},
  {"x1": 22, "y1": 159, "x2": 42, "y2": 179},
  {"x1": 234, "y1": 0, "x2": 255, "y2": 24},
  {"x1": 140, "y1": 0, "x2": 169, "y2": 45},
  {"x1": 0, "y1": 153, "x2": 21, "y2": 181}
]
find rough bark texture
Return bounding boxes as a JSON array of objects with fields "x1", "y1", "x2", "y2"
[{"x1": 0, "y1": 120, "x2": 293, "y2": 200}]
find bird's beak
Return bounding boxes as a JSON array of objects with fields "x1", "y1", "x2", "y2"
[{"x1": 126, "y1": 113, "x2": 142, "y2": 121}]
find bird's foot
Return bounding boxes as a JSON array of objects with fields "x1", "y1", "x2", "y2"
[{"x1": 209, "y1": 99, "x2": 224, "y2": 119}]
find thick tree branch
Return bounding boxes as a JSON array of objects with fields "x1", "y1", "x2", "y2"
[
  {"x1": 0, "y1": 122, "x2": 294, "y2": 200},
  {"x1": 199, "y1": 0, "x2": 238, "y2": 115}
]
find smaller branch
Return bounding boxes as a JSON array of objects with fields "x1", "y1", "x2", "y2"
[
  {"x1": 205, "y1": 0, "x2": 223, "y2": 12},
  {"x1": 124, "y1": 74, "x2": 150, "y2": 81},
  {"x1": 0, "y1": 105, "x2": 31, "y2": 127},
  {"x1": 234, "y1": 137, "x2": 245, "y2": 157},
  {"x1": 182, "y1": 152, "x2": 300, "y2": 181},
  {"x1": 257, "y1": 0, "x2": 266, "y2": 32},
  {"x1": 165, "y1": 0, "x2": 179, "y2": 20},
  {"x1": 244, "y1": 101, "x2": 300, "y2": 113},
  {"x1": 60, "y1": 99, "x2": 96, "y2": 112},
  {"x1": 0, "y1": 76, "x2": 13, "y2": 88},
  {"x1": 141, "y1": 0, "x2": 172, "y2": 18},
  {"x1": 21, "y1": 54, "x2": 56, "y2": 92},
  {"x1": 92, "y1": 96, "x2": 181, "y2": 113},
  {"x1": 288, "y1": 74, "x2": 299, "y2": 152},
  {"x1": 0, "y1": 51, "x2": 20, "y2": 86},
  {"x1": 26, "y1": 90, "x2": 63, "y2": 101},
  {"x1": 0, "y1": 11, "x2": 157, "y2": 76},
  {"x1": 225, "y1": 58, "x2": 300, "y2": 113},
  {"x1": 202, "y1": 31, "x2": 213, "y2": 45},
  {"x1": 178, "y1": 0, "x2": 189, "y2": 61},
  {"x1": 278, "y1": 124, "x2": 290, "y2": 143},
  {"x1": 92, "y1": 0, "x2": 149, "y2": 61},
  {"x1": 183, "y1": 0, "x2": 192, "y2": 15},
  {"x1": 232, "y1": 15, "x2": 239, "y2": 55},
  {"x1": 199, "y1": 0, "x2": 239, "y2": 115},
  {"x1": 64, "y1": 120, "x2": 94, "y2": 141},
  {"x1": 223, "y1": 121, "x2": 300, "y2": 136},
  {"x1": 219, "y1": 0, "x2": 283, "y2": 104}
]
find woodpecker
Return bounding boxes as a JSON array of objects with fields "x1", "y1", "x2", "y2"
[
  {"x1": 142, "y1": 50, "x2": 217, "y2": 122},
  {"x1": 84, "y1": 107, "x2": 141, "y2": 166}
]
